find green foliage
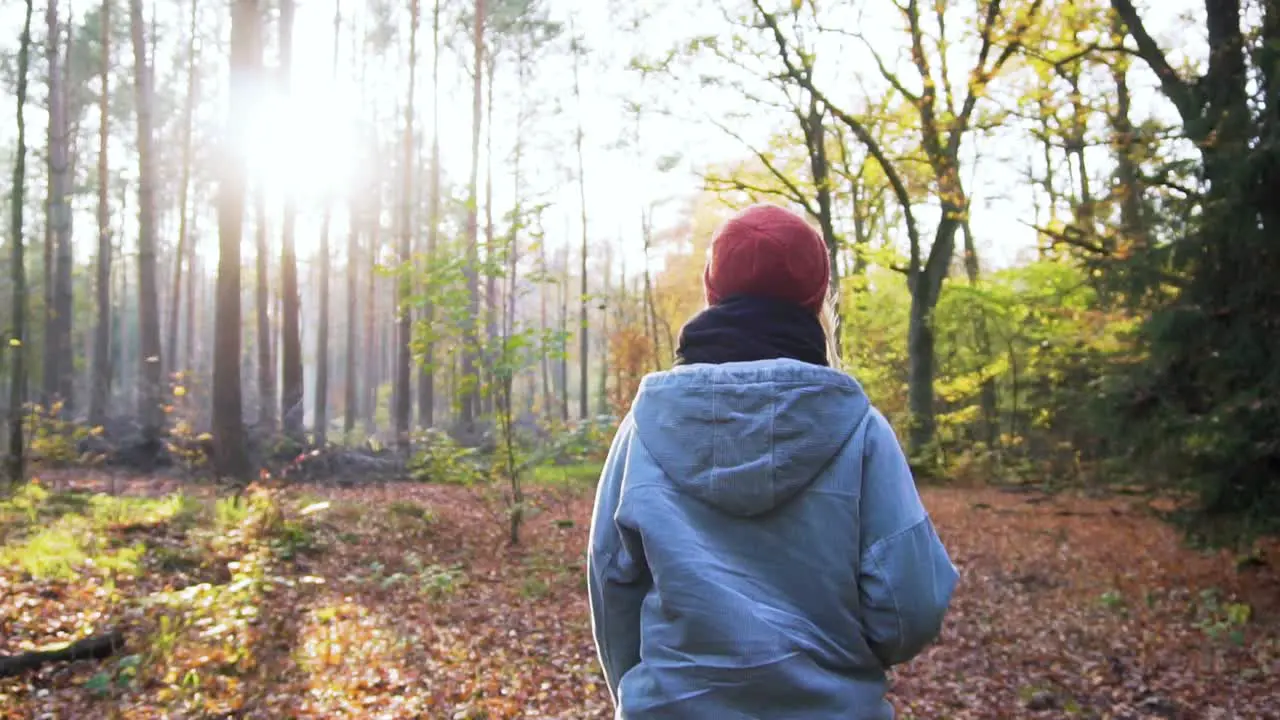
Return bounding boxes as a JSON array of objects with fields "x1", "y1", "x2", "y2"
[
  {"x1": 530, "y1": 461, "x2": 603, "y2": 488},
  {"x1": 842, "y1": 261, "x2": 1140, "y2": 485},
  {"x1": 407, "y1": 429, "x2": 488, "y2": 485},
  {"x1": 26, "y1": 401, "x2": 104, "y2": 467},
  {"x1": 0, "y1": 485, "x2": 186, "y2": 579}
]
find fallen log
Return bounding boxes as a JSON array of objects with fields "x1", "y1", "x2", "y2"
[{"x1": 0, "y1": 629, "x2": 125, "y2": 678}]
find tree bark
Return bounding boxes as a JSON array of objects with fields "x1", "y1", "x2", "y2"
[
  {"x1": 129, "y1": 0, "x2": 165, "y2": 449},
  {"x1": 278, "y1": 0, "x2": 304, "y2": 438},
  {"x1": 7, "y1": 0, "x2": 34, "y2": 486},
  {"x1": 46, "y1": 0, "x2": 75, "y2": 412},
  {"x1": 254, "y1": 189, "x2": 275, "y2": 430},
  {"x1": 394, "y1": 0, "x2": 420, "y2": 450},
  {"x1": 363, "y1": 175, "x2": 380, "y2": 436},
  {"x1": 419, "y1": 0, "x2": 442, "y2": 429},
  {"x1": 89, "y1": 0, "x2": 113, "y2": 429},
  {"x1": 167, "y1": 0, "x2": 200, "y2": 382},
  {"x1": 538, "y1": 236, "x2": 551, "y2": 418},
  {"x1": 572, "y1": 36, "x2": 589, "y2": 421},
  {"x1": 482, "y1": 51, "x2": 497, "y2": 418},
  {"x1": 459, "y1": 0, "x2": 485, "y2": 431},
  {"x1": 343, "y1": 213, "x2": 359, "y2": 439},
  {"x1": 0, "y1": 630, "x2": 124, "y2": 678},
  {"x1": 800, "y1": 94, "x2": 840, "y2": 358},
  {"x1": 212, "y1": 0, "x2": 261, "y2": 480},
  {"x1": 314, "y1": 0, "x2": 340, "y2": 446}
]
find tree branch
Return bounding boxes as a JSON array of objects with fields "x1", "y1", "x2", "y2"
[
  {"x1": 1108, "y1": 0, "x2": 1200, "y2": 126},
  {"x1": 751, "y1": 0, "x2": 924, "y2": 275},
  {"x1": 701, "y1": 111, "x2": 819, "y2": 218},
  {"x1": 949, "y1": 0, "x2": 1045, "y2": 157}
]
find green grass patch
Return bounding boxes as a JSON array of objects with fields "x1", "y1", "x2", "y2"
[
  {"x1": 0, "y1": 483, "x2": 279, "y2": 582},
  {"x1": 0, "y1": 483, "x2": 201, "y2": 580},
  {"x1": 529, "y1": 461, "x2": 604, "y2": 488}
]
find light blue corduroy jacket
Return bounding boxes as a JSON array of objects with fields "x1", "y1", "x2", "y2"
[{"x1": 587, "y1": 359, "x2": 959, "y2": 719}]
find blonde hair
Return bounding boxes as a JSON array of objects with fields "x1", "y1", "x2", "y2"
[{"x1": 818, "y1": 295, "x2": 843, "y2": 371}]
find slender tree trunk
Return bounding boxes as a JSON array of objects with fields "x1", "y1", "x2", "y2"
[
  {"x1": 112, "y1": 188, "x2": 127, "y2": 408},
  {"x1": 558, "y1": 248, "x2": 569, "y2": 422},
  {"x1": 167, "y1": 0, "x2": 199, "y2": 383},
  {"x1": 598, "y1": 239, "x2": 610, "y2": 415},
  {"x1": 45, "y1": 0, "x2": 74, "y2": 412},
  {"x1": 419, "y1": 0, "x2": 442, "y2": 429},
  {"x1": 278, "y1": 0, "x2": 304, "y2": 438},
  {"x1": 394, "y1": 0, "x2": 420, "y2": 450},
  {"x1": 482, "y1": 52, "x2": 497, "y2": 418},
  {"x1": 641, "y1": 206, "x2": 660, "y2": 371},
  {"x1": 7, "y1": 0, "x2": 34, "y2": 485},
  {"x1": 254, "y1": 192, "x2": 275, "y2": 429},
  {"x1": 129, "y1": 0, "x2": 165, "y2": 448},
  {"x1": 538, "y1": 239, "x2": 550, "y2": 418},
  {"x1": 1109, "y1": 13, "x2": 1146, "y2": 253},
  {"x1": 343, "y1": 212, "x2": 359, "y2": 438},
  {"x1": 89, "y1": 0, "x2": 113, "y2": 429},
  {"x1": 460, "y1": 0, "x2": 485, "y2": 431},
  {"x1": 572, "y1": 42, "x2": 589, "y2": 421},
  {"x1": 364, "y1": 166, "x2": 381, "y2": 435},
  {"x1": 505, "y1": 37, "x2": 526, "y2": 399},
  {"x1": 184, "y1": 210, "x2": 197, "y2": 375},
  {"x1": 212, "y1": 0, "x2": 260, "y2": 480},
  {"x1": 315, "y1": 206, "x2": 332, "y2": 445},
  {"x1": 801, "y1": 97, "x2": 840, "y2": 358},
  {"x1": 314, "y1": 0, "x2": 340, "y2": 446}
]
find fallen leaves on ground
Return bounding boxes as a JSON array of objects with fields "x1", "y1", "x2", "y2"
[{"x1": 0, "y1": 474, "x2": 1277, "y2": 718}]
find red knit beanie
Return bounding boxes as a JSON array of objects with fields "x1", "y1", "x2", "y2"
[{"x1": 703, "y1": 203, "x2": 830, "y2": 314}]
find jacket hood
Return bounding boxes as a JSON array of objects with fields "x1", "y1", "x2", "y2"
[{"x1": 630, "y1": 359, "x2": 870, "y2": 517}]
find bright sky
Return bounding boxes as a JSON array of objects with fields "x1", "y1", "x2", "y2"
[{"x1": 0, "y1": 0, "x2": 1205, "y2": 277}]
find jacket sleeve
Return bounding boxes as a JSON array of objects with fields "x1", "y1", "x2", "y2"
[
  {"x1": 857, "y1": 408, "x2": 959, "y2": 668},
  {"x1": 587, "y1": 415, "x2": 651, "y2": 704}
]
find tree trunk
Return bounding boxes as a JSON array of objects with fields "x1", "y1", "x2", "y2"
[
  {"x1": 1109, "y1": 13, "x2": 1147, "y2": 253},
  {"x1": 184, "y1": 211, "x2": 198, "y2": 376},
  {"x1": 278, "y1": 0, "x2": 304, "y2": 438},
  {"x1": 45, "y1": 0, "x2": 75, "y2": 412},
  {"x1": 212, "y1": 0, "x2": 260, "y2": 480},
  {"x1": 906, "y1": 208, "x2": 959, "y2": 455},
  {"x1": 481, "y1": 53, "x2": 498, "y2": 418},
  {"x1": 7, "y1": 0, "x2": 34, "y2": 486},
  {"x1": 558, "y1": 249, "x2": 569, "y2": 422},
  {"x1": 253, "y1": 189, "x2": 275, "y2": 430},
  {"x1": 343, "y1": 214, "x2": 359, "y2": 439},
  {"x1": 506, "y1": 36, "x2": 526, "y2": 411},
  {"x1": 314, "y1": 0, "x2": 340, "y2": 446},
  {"x1": 598, "y1": 239, "x2": 610, "y2": 416},
  {"x1": 363, "y1": 184, "x2": 380, "y2": 436},
  {"x1": 129, "y1": 0, "x2": 165, "y2": 448},
  {"x1": 167, "y1": 0, "x2": 199, "y2": 383},
  {"x1": 419, "y1": 0, "x2": 442, "y2": 429},
  {"x1": 460, "y1": 0, "x2": 485, "y2": 431},
  {"x1": 538, "y1": 237, "x2": 551, "y2": 418},
  {"x1": 572, "y1": 42, "x2": 589, "y2": 421},
  {"x1": 89, "y1": 0, "x2": 112, "y2": 429},
  {"x1": 801, "y1": 96, "x2": 841, "y2": 358},
  {"x1": 394, "y1": 0, "x2": 419, "y2": 450}
]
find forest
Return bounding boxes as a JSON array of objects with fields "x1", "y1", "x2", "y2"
[{"x1": 0, "y1": 0, "x2": 1277, "y2": 717}]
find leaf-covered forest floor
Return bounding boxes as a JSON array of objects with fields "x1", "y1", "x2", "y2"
[{"x1": 1, "y1": 471, "x2": 1278, "y2": 719}]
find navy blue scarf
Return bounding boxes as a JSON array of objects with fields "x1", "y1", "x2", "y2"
[{"x1": 674, "y1": 295, "x2": 828, "y2": 367}]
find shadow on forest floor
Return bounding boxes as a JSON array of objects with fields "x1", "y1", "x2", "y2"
[{"x1": 1, "y1": 472, "x2": 1278, "y2": 718}]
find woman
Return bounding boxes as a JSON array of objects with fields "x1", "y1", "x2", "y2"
[{"x1": 587, "y1": 203, "x2": 959, "y2": 719}]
